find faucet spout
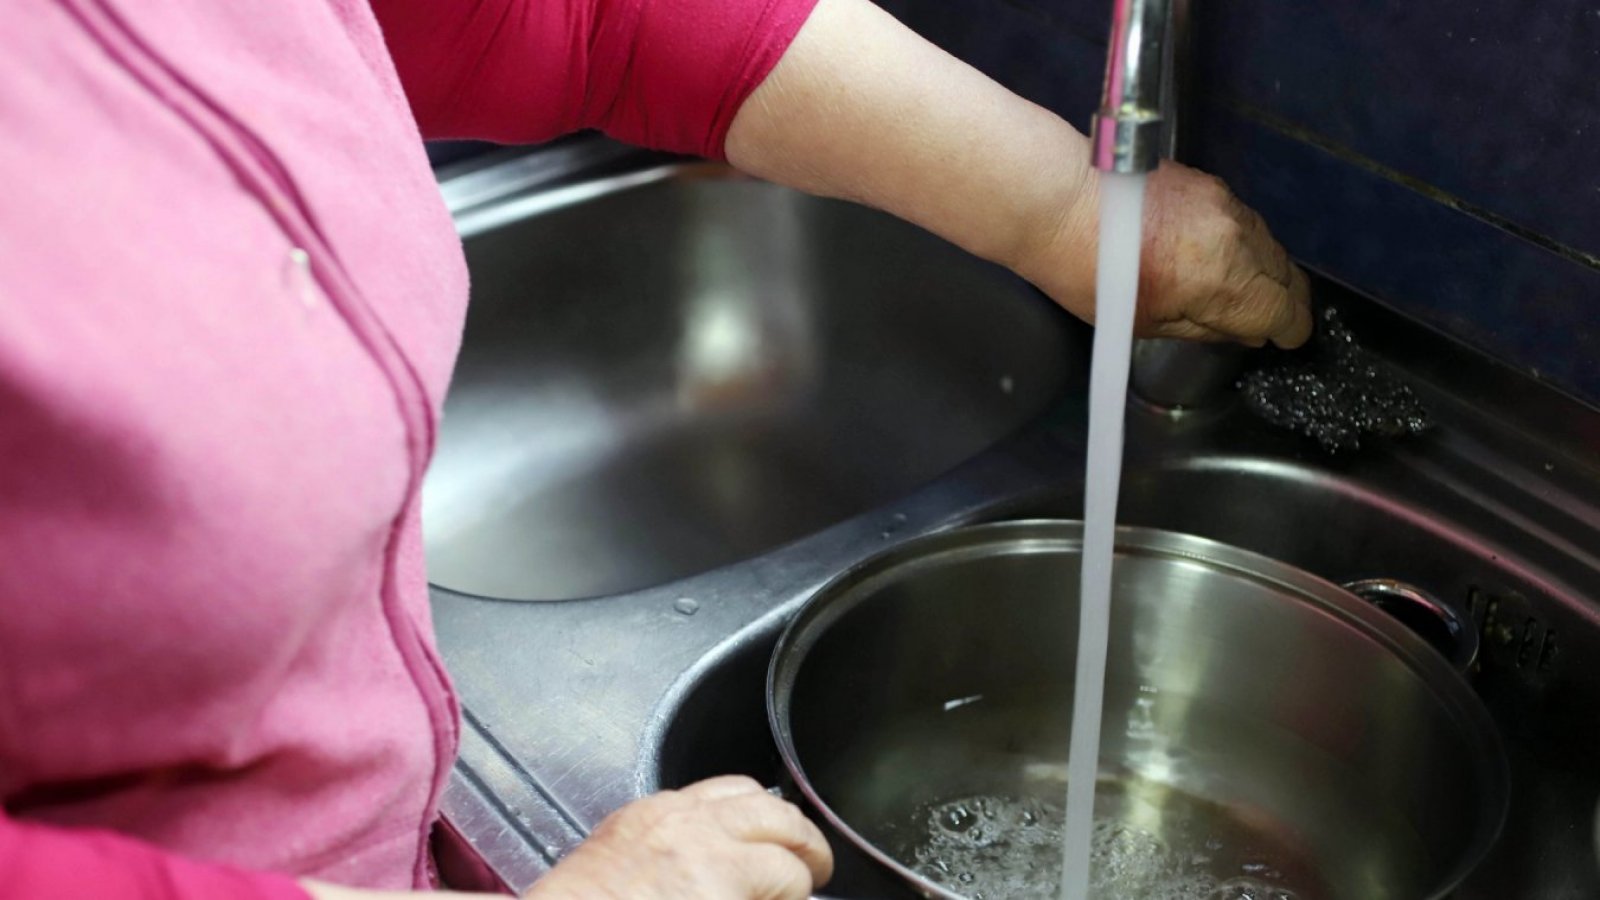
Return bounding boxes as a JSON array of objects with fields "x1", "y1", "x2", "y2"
[
  {"x1": 1101, "y1": 0, "x2": 1239, "y2": 410},
  {"x1": 1091, "y1": 0, "x2": 1175, "y2": 174}
]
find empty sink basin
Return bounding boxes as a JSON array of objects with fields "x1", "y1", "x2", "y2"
[{"x1": 423, "y1": 163, "x2": 1078, "y2": 601}]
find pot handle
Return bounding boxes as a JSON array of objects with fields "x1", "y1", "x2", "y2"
[
  {"x1": 1343, "y1": 579, "x2": 1479, "y2": 673},
  {"x1": 762, "y1": 786, "x2": 855, "y2": 900}
]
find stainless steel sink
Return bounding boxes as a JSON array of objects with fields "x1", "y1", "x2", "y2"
[
  {"x1": 647, "y1": 451, "x2": 1600, "y2": 898},
  {"x1": 425, "y1": 143, "x2": 1600, "y2": 899},
  {"x1": 423, "y1": 161, "x2": 1076, "y2": 601}
]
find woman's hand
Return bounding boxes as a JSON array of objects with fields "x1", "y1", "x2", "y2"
[
  {"x1": 297, "y1": 771, "x2": 825, "y2": 896},
  {"x1": 1016, "y1": 160, "x2": 1314, "y2": 348},
  {"x1": 524, "y1": 775, "x2": 833, "y2": 900},
  {"x1": 300, "y1": 777, "x2": 830, "y2": 900}
]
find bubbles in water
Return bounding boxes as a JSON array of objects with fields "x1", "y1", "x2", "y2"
[
  {"x1": 1210, "y1": 880, "x2": 1299, "y2": 900},
  {"x1": 943, "y1": 804, "x2": 980, "y2": 833},
  {"x1": 900, "y1": 790, "x2": 1316, "y2": 900},
  {"x1": 911, "y1": 795, "x2": 1064, "y2": 899}
]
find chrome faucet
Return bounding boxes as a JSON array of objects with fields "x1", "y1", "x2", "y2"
[
  {"x1": 1091, "y1": 0, "x2": 1175, "y2": 176},
  {"x1": 1095, "y1": 0, "x2": 1249, "y2": 411}
]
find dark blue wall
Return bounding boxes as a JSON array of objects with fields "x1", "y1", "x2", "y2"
[{"x1": 876, "y1": 0, "x2": 1600, "y2": 407}]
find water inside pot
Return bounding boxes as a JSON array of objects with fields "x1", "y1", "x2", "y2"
[
  {"x1": 775, "y1": 522, "x2": 1505, "y2": 900},
  {"x1": 819, "y1": 693, "x2": 1430, "y2": 900}
]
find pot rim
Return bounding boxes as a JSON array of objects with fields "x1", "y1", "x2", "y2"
[{"x1": 766, "y1": 518, "x2": 1510, "y2": 900}]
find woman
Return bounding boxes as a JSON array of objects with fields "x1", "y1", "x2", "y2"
[{"x1": 0, "y1": 0, "x2": 1309, "y2": 897}]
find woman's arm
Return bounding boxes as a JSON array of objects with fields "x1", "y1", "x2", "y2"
[
  {"x1": 726, "y1": 0, "x2": 1312, "y2": 347},
  {"x1": 376, "y1": 0, "x2": 1307, "y2": 345}
]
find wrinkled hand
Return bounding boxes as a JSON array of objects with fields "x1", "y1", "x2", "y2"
[
  {"x1": 523, "y1": 776, "x2": 834, "y2": 900},
  {"x1": 1020, "y1": 160, "x2": 1314, "y2": 349}
]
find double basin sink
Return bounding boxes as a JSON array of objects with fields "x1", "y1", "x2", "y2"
[{"x1": 425, "y1": 141, "x2": 1600, "y2": 898}]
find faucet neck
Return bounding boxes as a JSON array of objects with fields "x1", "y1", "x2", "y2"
[{"x1": 1091, "y1": 0, "x2": 1175, "y2": 174}]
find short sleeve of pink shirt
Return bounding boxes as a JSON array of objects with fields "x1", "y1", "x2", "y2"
[{"x1": 375, "y1": 0, "x2": 821, "y2": 157}]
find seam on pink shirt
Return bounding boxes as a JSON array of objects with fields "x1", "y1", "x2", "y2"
[{"x1": 58, "y1": 0, "x2": 459, "y2": 886}]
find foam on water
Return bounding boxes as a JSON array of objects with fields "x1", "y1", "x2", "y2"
[{"x1": 904, "y1": 790, "x2": 1313, "y2": 900}]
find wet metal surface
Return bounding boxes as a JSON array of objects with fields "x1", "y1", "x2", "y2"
[
  {"x1": 424, "y1": 163, "x2": 1072, "y2": 601},
  {"x1": 427, "y1": 144, "x2": 1600, "y2": 898},
  {"x1": 1240, "y1": 306, "x2": 1431, "y2": 452}
]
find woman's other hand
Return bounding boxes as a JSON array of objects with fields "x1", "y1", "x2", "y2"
[
  {"x1": 524, "y1": 775, "x2": 833, "y2": 900},
  {"x1": 301, "y1": 777, "x2": 830, "y2": 900}
]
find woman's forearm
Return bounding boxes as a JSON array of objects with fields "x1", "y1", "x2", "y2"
[
  {"x1": 726, "y1": 0, "x2": 1312, "y2": 347},
  {"x1": 725, "y1": 0, "x2": 1094, "y2": 295}
]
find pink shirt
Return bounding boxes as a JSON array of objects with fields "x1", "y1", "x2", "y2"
[{"x1": 0, "y1": 0, "x2": 815, "y2": 895}]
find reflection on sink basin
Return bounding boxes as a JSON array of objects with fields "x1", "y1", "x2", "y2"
[
  {"x1": 423, "y1": 164, "x2": 1078, "y2": 601},
  {"x1": 652, "y1": 456, "x2": 1517, "y2": 788},
  {"x1": 648, "y1": 454, "x2": 1600, "y2": 898}
]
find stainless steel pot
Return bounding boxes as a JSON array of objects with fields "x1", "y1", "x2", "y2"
[{"x1": 768, "y1": 521, "x2": 1508, "y2": 900}]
